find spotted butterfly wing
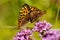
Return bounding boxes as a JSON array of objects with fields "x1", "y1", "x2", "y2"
[
  {"x1": 18, "y1": 4, "x2": 30, "y2": 29},
  {"x1": 18, "y1": 4, "x2": 45, "y2": 29}
]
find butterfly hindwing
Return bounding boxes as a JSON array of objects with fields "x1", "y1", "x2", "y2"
[{"x1": 29, "y1": 6, "x2": 45, "y2": 22}]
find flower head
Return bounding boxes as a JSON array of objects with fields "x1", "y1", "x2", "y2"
[
  {"x1": 13, "y1": 29, "x2": 32, "y2": 40},
  {"x1": 42, "y1": 29, "x2": 60, "y2": 40},
  {"x1": 32, "y1": 20, "x2": 52, "y2": 33}
]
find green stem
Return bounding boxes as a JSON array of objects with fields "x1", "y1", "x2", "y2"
[{"x1": 55, "y1": 7, "x2": 59, "y2": 23}]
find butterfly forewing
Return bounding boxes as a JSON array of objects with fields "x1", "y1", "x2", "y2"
[{"x1": 18, "y1": 4, "x2": 30, "y2": 29}]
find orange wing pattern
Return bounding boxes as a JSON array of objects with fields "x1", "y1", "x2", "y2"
[
  {"x1": 18, "y1": 4, "x2": 30, "y2": 29},
  {"x1": 18, "y1": 4, "x2": 45, "y2": 29}
]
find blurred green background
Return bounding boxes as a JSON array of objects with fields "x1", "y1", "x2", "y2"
[{"x1": 0, "y1": 0, "x2": 60, "y2": 40}]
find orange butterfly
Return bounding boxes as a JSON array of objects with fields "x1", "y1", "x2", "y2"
[{"x1": 18, "y1": 4, "x2": 45, "y2": 29}]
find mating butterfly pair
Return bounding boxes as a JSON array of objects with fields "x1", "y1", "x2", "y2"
[{"x1": 18, "y1": 4, "x2": 45, "y2": 29}]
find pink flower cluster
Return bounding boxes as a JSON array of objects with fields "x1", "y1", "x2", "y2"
[
  {"x1": 42, "y1": 30, "x2": 60, "y2": 40},
  {"x1": 13, "y1": 29, "x2": 32, "y2": 40},
  {"x1": 13, "y1": 20, "x2": 60, "y2": 40},
  {"x1": 32, "y1": 20, "x2": 52, "y2": 33}
]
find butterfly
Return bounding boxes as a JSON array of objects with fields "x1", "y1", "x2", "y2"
[{"x1": 18, "y1": 4, "x2": 45, "y2": 29}]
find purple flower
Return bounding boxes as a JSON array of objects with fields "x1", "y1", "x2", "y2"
[
  {"x1": 41, "y1": 29, "x2": 60, "y2": 40},
  {"x1": 13, "y1": 29, "x2": 32, "y2": 40},
  {"x1": 13, "y1": 20, "x2": 60, "y2": 40},
  {"x1": 32, "y1": 20, "x2": 52, "y2": 33}
]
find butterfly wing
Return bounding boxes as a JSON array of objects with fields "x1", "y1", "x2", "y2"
[
  {"x1": 18, "y1": 4, "x2": 30, "y2": 29},
  {"x1": 29, "y1": 6, "x2": 45, "y2": 22},
  {"x1": 18, "y1": 4, "x2": 46, "y2": 29}
]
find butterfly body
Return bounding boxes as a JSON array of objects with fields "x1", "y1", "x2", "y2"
[{"x1": 18, "y1": 4, "x2": 45, "y2": 29}]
